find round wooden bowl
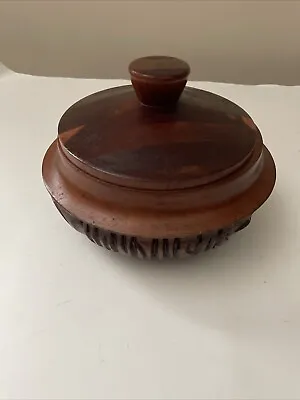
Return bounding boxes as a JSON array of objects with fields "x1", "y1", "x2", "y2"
[{"x1": 42, "y1": 56, "x2": 276, "y2": 259}]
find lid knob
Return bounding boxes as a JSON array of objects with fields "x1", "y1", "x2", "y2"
[{"x1": 129, "y1": 56, "x2": 190, "y2": 107}]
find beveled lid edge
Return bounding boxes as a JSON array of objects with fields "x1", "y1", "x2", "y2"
[
  {"x1": 42, "y1": 141, "x2": 276, "y2": 238},
  {"x1": 129, "y1": 55, "x2": 190, "y2": 81},
  {"x1": 58, "y1": 84, "x2": 262, "y2": 191}
]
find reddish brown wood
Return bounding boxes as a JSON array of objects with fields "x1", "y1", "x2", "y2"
[
  {"x1": 54, "y1": 200, "x2": 251, "y2": 259},
  {"x1": 57, "y1": 86, "x2": 259, "y2": 190},
  {"x1": 42, "y1": 56, "x2": 276, "y2": 259},
  {"x1": 129, "y1": 55, "x2": 190, "y2": 107}
]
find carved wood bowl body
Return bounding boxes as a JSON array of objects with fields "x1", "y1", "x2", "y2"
[{"x1": 42, "y1": 56, "x2": 276, "y2": 260}]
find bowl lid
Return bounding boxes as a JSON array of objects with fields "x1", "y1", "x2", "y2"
[{"x1": 58, "y1": 56, "x2": 261, "y2": 190}]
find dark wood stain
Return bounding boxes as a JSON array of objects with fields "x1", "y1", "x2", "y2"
[
  {"x1": 58, "y1": 86, "x2": 258, "y2": 189},
  {"x1": 42, "y1": 56, "x2": 276, "y2": 259}
]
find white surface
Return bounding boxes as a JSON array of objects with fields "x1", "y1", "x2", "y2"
[
  {"x1": 0, "y1": 64, "x2": 300, "y2": 400},
  {"x1": 1, "y1": 1, "x2": 300, "y2": 85}
]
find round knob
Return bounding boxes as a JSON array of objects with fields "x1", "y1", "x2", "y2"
[{"x1": 129, "y1": 56, "x2": 190, "y2": 107}]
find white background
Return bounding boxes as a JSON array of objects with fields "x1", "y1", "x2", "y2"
[
  {"x1": 0, "y1": 65, "x2": 300, "y2": 399},
  {"x1": 1, "y1": 1, "x2": 300, "y2": 85}
]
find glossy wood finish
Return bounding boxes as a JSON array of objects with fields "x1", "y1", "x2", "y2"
[
  {"x1": 42, "y1": 56, "x2": 276, "y2": 258},
  {"x1": 58, "y1": 86, "x2": 260, "y2": 190},
  {"x1": 129, "y1": 55, "x2": 190, "y2": 107}
]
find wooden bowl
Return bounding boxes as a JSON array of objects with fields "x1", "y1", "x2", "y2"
[{"x1": 42, "y1": 56, "x2": 276, "y2": 259}]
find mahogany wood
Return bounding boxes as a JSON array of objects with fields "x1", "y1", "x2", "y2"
[{"x1": 42, "y1": 56, "x2": 276, "y2": 258}]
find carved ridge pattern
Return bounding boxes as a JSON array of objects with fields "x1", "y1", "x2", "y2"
[{"x1": 54, "y1": 201, "x2": 251, "y2": 259}]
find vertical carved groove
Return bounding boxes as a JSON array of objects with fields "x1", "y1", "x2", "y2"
[
  {"x1": 195, "y1": 234, "x2": 203, "y2": 254},
  {"x1": 85, "y1": 223, "x2": 90, "y2": 236},
  {"x1": 173, "y1": 238, "x2": 181, "y2": 257},
  {"x1": 162, "y1": 238, "x2": 169, "y2": 258},
  {"x1": 101, "y1": 232, "x2": 110, "y2": 250},
  {"x1": 121, "y1": 235, "x2": 128, "y2": 254},
  {"x1": 93, "y1": 226, "x2": 100, "y2": 246},
  {"x1": 53, "y1": 201, "x2": 251, "y2": 260},
  {"x1": 110, "y1": 233, "x2": 118, "y2": 252},
  {"x1": 133, "y1": 237, "x2": 147, "y2": 259},
  {"x1": 205, "y1": 238, "x2": 213, "y2": 251},
  {"x1": 151, "y1": 239, "x2": 159, "y2": 259},
  {"x1": 129, "y1": 238, "x2": 137, "y2": 257}
]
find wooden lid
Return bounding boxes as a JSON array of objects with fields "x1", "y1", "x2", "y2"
[
  {"x1": 58, "y1": 56, "x2": 260, "y2": 190},
  {"x1": 43, "y1": 56, "x2": 276, "y2": 238}
]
